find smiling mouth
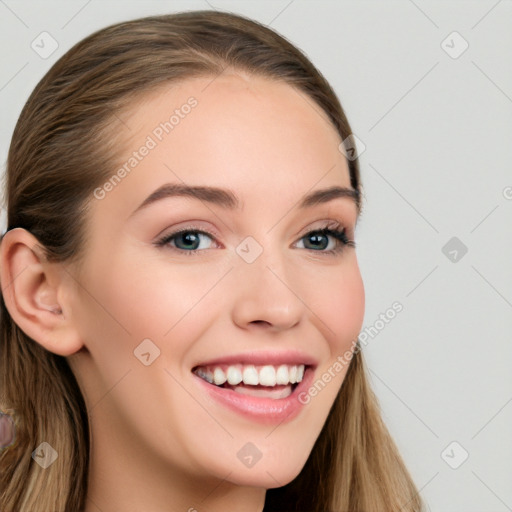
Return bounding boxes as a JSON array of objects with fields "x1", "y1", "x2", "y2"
[{"x1": 192, "y1": 363, "x2": 307, "y2": 399}]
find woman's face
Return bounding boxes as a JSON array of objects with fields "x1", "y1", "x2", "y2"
[{"x1": 67, "y1": 72, "x2": 365, "y2": 491}]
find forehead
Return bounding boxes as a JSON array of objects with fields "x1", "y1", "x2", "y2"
[{"x1": 95, "y1": 72, "x2": 354, "y2": 219}]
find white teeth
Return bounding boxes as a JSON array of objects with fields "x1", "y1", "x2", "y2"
[
  {"x1": 213, "y1": 368, "x2": 227, "y2": 385},
  {"x1": 242, "y1": 365, "x2": 259, "y2": 385},
  {"x1": 226, "y1": 366, "x2": 243, "y2": 385},
  {"x1": 275, "y1": 364, "x2": 289, "y2": 385},
  {"x1": 289, "y1": 366, "x2": 298, "y2": 384},
  {"x1": 234, "y1": 385, "x2": 293, "y2": 399},
  {"x1": 259, "y1": 365, "x2": 276, "y2": 386},
  {"x1": 195, "y1": 363, "x2": 306, "y2": 387}
]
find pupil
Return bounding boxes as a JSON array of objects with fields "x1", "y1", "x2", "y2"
[
  {"x1": 308, "y1": 234, "x2": 326, "y2": 250},
  {"x1": 181, "y1": 233, "x2": 199, "y2": 249}
]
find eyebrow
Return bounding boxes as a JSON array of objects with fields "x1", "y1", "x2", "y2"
[{"x1": 129, "y1": 183, "x2": 360, "y2": 217}]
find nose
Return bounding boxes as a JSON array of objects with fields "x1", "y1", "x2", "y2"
[{"x1": 230, "y1": 243, "x2": 304, "y2": 332}]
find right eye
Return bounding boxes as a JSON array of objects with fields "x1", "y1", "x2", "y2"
[{"x1": 155, "y1": 228, "x2": 218, "y2": 255}]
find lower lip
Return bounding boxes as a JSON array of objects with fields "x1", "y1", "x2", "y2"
[{"x1": 192, "y1": 367, "x2": 315, "y2": 425}]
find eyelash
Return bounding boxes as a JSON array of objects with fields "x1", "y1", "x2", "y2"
[{"x1": 154, "y1": 221, "x2": 355, "y2": 257}]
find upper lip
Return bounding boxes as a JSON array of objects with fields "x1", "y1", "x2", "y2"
[{"x1": 192, "y1": 350, "x2": 319, "y2": 369}]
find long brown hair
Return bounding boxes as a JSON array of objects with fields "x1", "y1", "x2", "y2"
[{"x1": 0, "y1": 10, "x2": 424, "y2": 511}]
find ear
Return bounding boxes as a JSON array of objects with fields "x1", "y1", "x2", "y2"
[{"x1": 0, "y1": 228, "x2": 84, "y2": 356}]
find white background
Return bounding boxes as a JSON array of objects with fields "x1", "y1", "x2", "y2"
[{"x1": 1, "y1": 1, "x2": 511, "y2": 510}]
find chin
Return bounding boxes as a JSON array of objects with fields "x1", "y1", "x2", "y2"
[{"x1": 225, "y1": 464, "x2": 305, "y2": 489}]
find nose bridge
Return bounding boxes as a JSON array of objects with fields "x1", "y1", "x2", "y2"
[{"x1": 230, "y1": 233, "x2": 304, "y2": 329}]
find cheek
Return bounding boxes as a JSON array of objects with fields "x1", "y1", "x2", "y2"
[
  {"x1": 84, "y1": 254, "x2": 212, "y2": 336},
  {"x1": 75, "y1": 253, "x2": 231, "y2": 396},
  {"x1": 312, "y1": 258, "x2": 365, "y2": 351},
  {"x1": 107, "y1": 258, "x2": 230, "y2": 343}
]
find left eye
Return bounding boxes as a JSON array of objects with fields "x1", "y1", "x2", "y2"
[
  {"x1": 155, "y1": 226, "x2": 354, "y2": 255},
  {"x1": 296, "y1": 227, "x2": 351, "y2": 252}
]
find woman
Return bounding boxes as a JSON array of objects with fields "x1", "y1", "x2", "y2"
[{"x1": 0, "y1": 10, "x2": 424, "y2": 512}]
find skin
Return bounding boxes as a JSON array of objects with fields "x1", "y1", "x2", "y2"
[{"x1": 0, "y1": 71, "x2": 365, "y2": 512}]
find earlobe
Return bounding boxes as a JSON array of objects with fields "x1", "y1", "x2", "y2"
[{"x1": 0, "y1": 228, "x2": 83, "y2": 356}]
